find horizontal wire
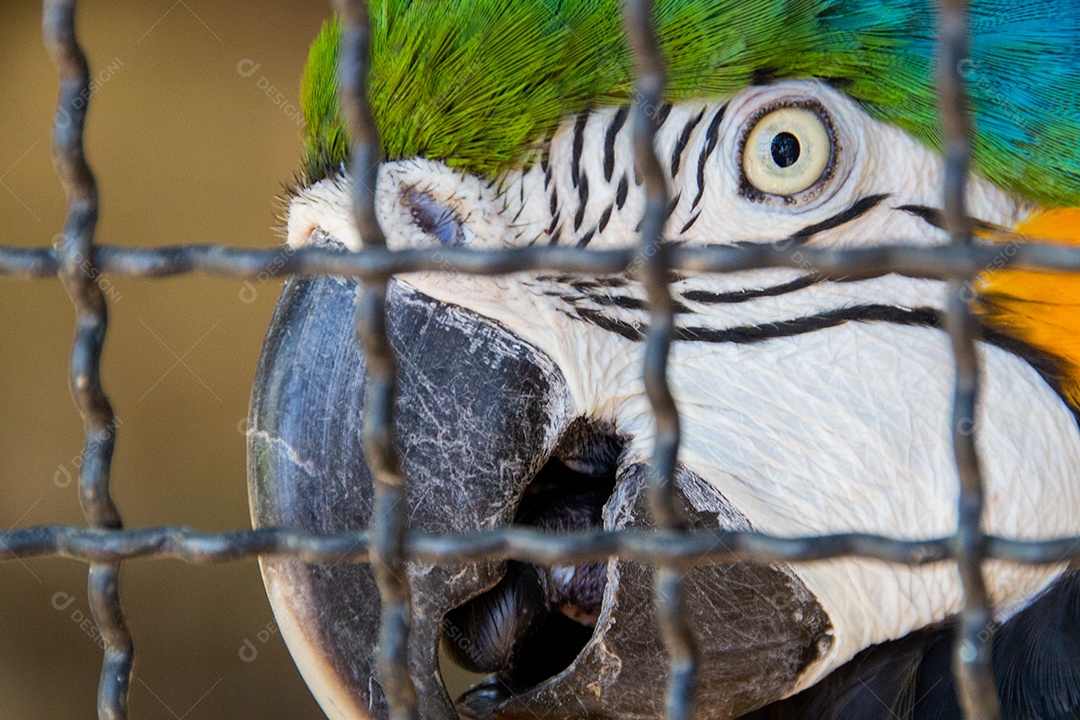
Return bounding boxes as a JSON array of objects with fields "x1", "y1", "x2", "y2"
[
  {"x1": 3, "y1": 524, "x2": 1078, "y2": 567},
  {"x1": 1, "y1": 240, "x2": 1079, "y2": 281}
]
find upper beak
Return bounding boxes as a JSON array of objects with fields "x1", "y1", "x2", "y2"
[
  {"x1": 247, "y1": 274, "x2": 832, "y2": 720},
  {"x1": 247, "y1": 273, "x2": 575, "y2": 718}
]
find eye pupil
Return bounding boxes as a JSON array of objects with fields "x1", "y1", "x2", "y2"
[{"x1": 770, "y1": 132, "x2": 801, "y2": 168}]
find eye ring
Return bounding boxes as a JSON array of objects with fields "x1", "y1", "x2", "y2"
[{"x1": 739, "y1": 101, "x2": 837, "y2": 201}]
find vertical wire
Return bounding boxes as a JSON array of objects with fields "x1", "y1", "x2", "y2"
[
  {"x1": 331, "y1": 2, "x2": 418, "y2": 718},
  {"x1": 624, "y1": 2, "x2": 699, "y2": 718},
  {"x1": 936, "y1": 1, "x2": 1000, "y2": 717},
  {"x1": 41, "y1": 2, "x2": 134, "y2": 718}
]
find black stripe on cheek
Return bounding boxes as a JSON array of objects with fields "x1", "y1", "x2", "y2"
[
  {"x1": 593, "y1": 294, "x2": 645, "y2": 311},
  {"x1": 604, "y1": 106, "x2": 630, "y2": 183},
  {"x1": 589, "y1": 294, "x2": 693, "y2": 314},
  {"x1": 573, "y1": 303, "x2": 940, "y2": 344},
  {"x1": 574, "y1": 174, "x2": 590, "y2": 232},
  {"x1": 897, "y1": 204, "x2": 1001, "y2": 235},
  {"x1": 574, "y1": 307, "x2": 645, "y2": 342},
  {"x1": 536, "y1": 275, "x2": 628, "y2": 289},
  {"x1": 666, "y1": 192, "x2": 681, "y2": 220},
  {"x1": 577, "y1": 228, "x2": 596, "y2": 248},
  {"x1": 675, "y1": 305, "x2": 940, "y2": 344},
  {"x1": 598, "y1": 205, "x2": 613, "y2": 234},
  {"x1": 572, "y1": 111, "x2": 588, "y2": 189},
  {"x1": 588, "y1": 276, "x2": 629, "y2": 289},
  {"x1": 679, "y1": 213, "x2": 701, "y2": 235},
  {"x1": 897, "y1": 203, "x2": 943, "y2": 229},
  {"x1": 784, "y1": 193, "x2": 890, "y2": 245},
  {"x1": 547, "y1": 210, "x2": 561, "y2": 236},
  {"x1": 681, "y1": 275, "x2": 819, "y2": 305},
  {"x1": 671, "y1": 109, "x2": 705, "y2": 178},
  {"x1": 616, "y1": 175, "x2": 629, "y2": 210},
  {"x1": 692, "y1": 103, "x2": 726, "y2": 212}
]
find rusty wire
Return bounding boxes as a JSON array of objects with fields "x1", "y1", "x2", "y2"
[{"x1": 0, "y1": 0, "x2": 1070, "y2": 717}]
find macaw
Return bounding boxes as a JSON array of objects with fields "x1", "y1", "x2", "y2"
[{"x1": 246, "y1": 2, "x2": 1080, "y2": 719}]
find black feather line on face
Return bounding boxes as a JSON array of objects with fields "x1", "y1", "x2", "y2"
[
  {"x1": 692, "y1": 104, "x2": 727, "y2": 212},
  {"x1": 671, "y1": 109, "x2": 706, "y2": 178},
  {"x1": 562, "y1": 301, "x2": 939, "y2": 345},
  {"x1": 574, "y1": 175, "x2": 590, "y2": 232},
  {"x1": 604, "y1": 106, "x2": 630, "y2": 184},
  {"x1": 897, "y1": 204, "x2": 1001, "y2": 235},
  {"x1": 597, "y1": 205, "x2": 614, "y2": 235},
  {"x1": 536, "y1": 275, "x2": 629, "y2": 289},
  {"x1": 781, "y1": 193, "x2": 890, "y2": 246},
  {"x1": 681, "y1": 276, "x2": 819, "y2": 305},
  {"x1": 673, "y1": 305, "x2": 940, "y2": 344},
  {"x1": 560, "y1": 277, "x2": 1078, "y2": 423},
  {"x1": 665, "y1": 191, "x2": 682, "y2": 220},
  {"x1": 570, "y1": 307, "x2": 644, "y2": 341},
  {"x1": 571, "y1": 110, "x2": 589, "y2": 189},
  {"x1": 616, "y1": 174, "x2": 629, "y2": 210},
  {"x1": 679, "y1": 212, "x2": 701, "y2": 235}
]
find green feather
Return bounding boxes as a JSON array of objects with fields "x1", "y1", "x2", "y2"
[
  {"x1": 300, "y1": 1, "x2": 1080, "y2": 207},
  {"x1": 301, "y1": 17, "x2": 348, "y2": 185}
]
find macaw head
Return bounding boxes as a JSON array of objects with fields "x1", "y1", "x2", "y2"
[{"x1": 248, "y1": 3, "x2": 1080, "y2": 719}]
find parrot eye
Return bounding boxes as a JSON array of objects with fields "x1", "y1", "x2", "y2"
[
  {"x1": 403, "y1": 187, "x2": 466, "y2": 246},
  {"x1": 740, "y1": 103, "x2": 835, "y2": 198}
]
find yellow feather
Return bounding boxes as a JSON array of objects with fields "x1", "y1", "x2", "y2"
[{"x1": 977, "y1": 208, "x2": 1080, "y2": 407}]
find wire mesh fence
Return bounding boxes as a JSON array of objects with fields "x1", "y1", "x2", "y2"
[{"x1": 2, "y1": 1, "x2": 1080, "y2": 719}]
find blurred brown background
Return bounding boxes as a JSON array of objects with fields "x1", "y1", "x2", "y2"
[{"x1": 0, "y1": 1, "x2": 332, "y2": 717}]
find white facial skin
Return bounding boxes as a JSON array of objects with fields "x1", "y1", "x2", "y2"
[{"x1": 287, "y1": 81, "x2": 1078, "y2": 693}]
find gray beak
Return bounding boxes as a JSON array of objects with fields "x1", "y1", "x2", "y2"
[{"x1": 247, "y1": 276, "x2": 832, "y2": 720}]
